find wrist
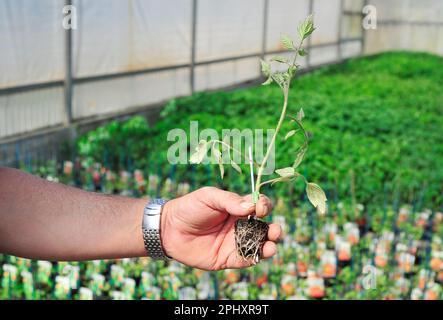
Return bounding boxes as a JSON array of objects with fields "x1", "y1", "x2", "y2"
[
  {"x1": 160, "y1": 199, "x2": 173, "y2": 259},
  {"x1": 133, "y1": 198, "x2": 150, "y2": 257}
]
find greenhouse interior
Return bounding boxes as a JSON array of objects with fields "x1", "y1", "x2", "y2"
[{"x1": 0, "y1": 0, "x2": 443, "y2": 303}]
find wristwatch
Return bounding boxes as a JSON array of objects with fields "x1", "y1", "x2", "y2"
[{"x1": 142, "y1": 198, "x2": 170, "y2": 260}]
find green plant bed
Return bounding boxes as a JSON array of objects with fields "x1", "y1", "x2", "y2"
[{"x1": 77, "y1": 51, "x2": 443, "y2": 209}]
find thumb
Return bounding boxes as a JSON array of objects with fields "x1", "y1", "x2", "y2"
[{"x1": 198, "y1": 187, "x2": 255, "y2": 217}]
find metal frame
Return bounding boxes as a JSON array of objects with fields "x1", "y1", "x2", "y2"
[
  {"x1": 260, "y1": 0, "x2": 269, "y2": 63},
  {"x1": 337, "y1": 0, "x2": 344, "y2": 61},
  {"x1": 306, "y1": 0, "x2": 314, "y2": 67},
  {"x1": 64, "y1": 0, "x2": 73, "y2": 125},
  {"x1": 190, "y1": 0, "x2": 198, "y2": 94},
  {"x1": 377, "y1": 20, "x2": 443, "y2": 27},
  {"x1": 343, "y1": 0, "x2": 368, "y2": 56}
]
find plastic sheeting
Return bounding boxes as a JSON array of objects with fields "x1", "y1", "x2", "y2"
[
  {"x1": 72, "y1": 0, "x2": 192, "y2": 78},
  {"x1": 311, "y1": 0, "x2": 341, "y2": 46},
  {"x1": 195, "y1": 0, "x2": 264, "y2": 62},
  {"x1": 195, "y1": 57, "x2": 260, "y2": 92},
  {"x1": 0, "y1": 0, "x2": 65, "y2": 88},
  {"x1": 342, "y1": 15, "x2": 362, "y2": 39},
  {"x1": 365, "y1": 24, "x2": 443, "y2": 55},
  {"x1": 0, "y1": 87, "x2": 64, "y2": 137},
  {"x1": 344, "y1": 0, "x2": 364, "y2": 12},
  {"x1": 73, "y1": 68, "x2": 190, "y2": 119},
  {"x1": 266, "y1": 0, "x2": 310, "y2": 52},
  {"x1": 310, "y1": 44, "x2": 339, "y2": 66},
  {"x1": 71, "y1": 0, "x2": 193, "y2": 119},
  {"x1": 369, "y1": 0, "x2": 443, "y2": 23},
  {"x1": 365, "y1": 0, "x2": 443, "y2": 55},
  {"x1": 341, "y1": 40, "x2": 362, "y2": 59}
]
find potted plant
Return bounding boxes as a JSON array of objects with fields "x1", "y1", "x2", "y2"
[{"x1": 190, "y1": 15, "x2": 326, "y2": 264}]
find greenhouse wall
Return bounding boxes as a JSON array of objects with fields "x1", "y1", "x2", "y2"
[
  {"x1": 1, "y1": 0, "x2": 442, "y2": 165},
  {"x1": 364, "y1": 0, "x2": 443, "y2": 55}
]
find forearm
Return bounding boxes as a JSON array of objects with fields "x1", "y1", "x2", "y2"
[{"x1": 0, "y1": 167, "x2": 147, "y2": 261}]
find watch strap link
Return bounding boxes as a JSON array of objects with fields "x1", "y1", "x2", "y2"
[{"x1": 142, "y1": 198, "x2": 169, "y2": 260}]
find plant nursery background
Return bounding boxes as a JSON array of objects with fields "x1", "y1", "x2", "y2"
[{"x1": 1, "y1": 0, "x2": 443, "y2": 300}]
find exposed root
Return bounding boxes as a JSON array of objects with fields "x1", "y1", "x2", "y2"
[{"x1": 234, "y1": 217, "x2": 269, "y2": 264}]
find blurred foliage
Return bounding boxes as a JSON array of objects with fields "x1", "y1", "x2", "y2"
[
  {"x1": 77, "y1": 116, "x2": 150, "y2": 170},
  {"x1": 77, "y1": 51, "x2": 443, "y2": 209}
]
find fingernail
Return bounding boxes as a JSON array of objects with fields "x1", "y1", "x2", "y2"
[{"x1": 240, "y1": 202, "x2": 255, "y2": 209}]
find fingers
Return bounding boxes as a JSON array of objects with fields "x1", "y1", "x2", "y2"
[
  {"x1": 267, "y1": 223, "x2": 282, "y2": 242},
  {"x1": 242, "y1": 194, "x2": 273, "y2": 218},
  {"x1": 256, "y1": 194, "x2": 272, "y2": 218},
  {"x1": 261, "y1": 241, "x2": 277, "y2": 259},
  {"x1": 199, "y1": 187, "x2": 273, "y2": 218},
  {"x1": 198, "y1": 187, "x2": 255, "y2": 217},
  {"x1": 260, "y1": 224, "x2": 281, "y2": 260}
]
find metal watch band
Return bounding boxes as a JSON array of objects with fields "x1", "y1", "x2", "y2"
[{"x1": 142, "y1": 198, "x2": 170, "y2": 260}]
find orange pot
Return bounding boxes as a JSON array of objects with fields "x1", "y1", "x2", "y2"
[
  {"x1": 282, "y1": 283, "x2": 295, "y2": 296},
  {"x1": 417, "y1": 219, "x2": 427, "y2": 227},
  {"x1": 399, "y1": 262, "x2": 413, "y2": 273},
  {"x1": 297, "y1": 261, "x2": 307, "y2": 274},
  {"x1": 194, "y1": 269, "x2": 203, "y2": 279},
  {"x1": 348, "y1": 235, "x2": 359, "y2": 245},
  {"x1": 430, "y1": 258, "x2": 442, "y2": 271},
  {"x1": 375, "y1": 255, "x2": 387, "y2": 268},
  {"x1": 225, "y1": 271, "x2": 238, "y2": 284},
  {"x1": 256, "y1": 275, "x2": 267, "y2": 287},
  {"x1": 309, "y1": 286, "x2": 325, "y2": 299},
  {"x1": 419, "y1": 278, "x2": 426, "y2": 290},
  {"x1": 322, "y1": 264, "x2": 336, "y2": 278},
  {"x1": 425, "y1": 290, "x2": 438, "y2": 300},
  {"x1": 338, "y1": 250, "x2": 351, "y2": 262}
]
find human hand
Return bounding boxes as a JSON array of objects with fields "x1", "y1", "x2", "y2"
[{"x1": 160, "y1": 187, "x2": 282, "y2": 271}]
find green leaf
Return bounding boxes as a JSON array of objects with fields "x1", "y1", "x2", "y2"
[
  {"x1": 270, "y1": 175, "x2": 297, "y2": 186},
  {"x1": 293, "y1": 147, "x2": 306, "y2": 168},
  {"x1": 190, "y1": 140, "x2": 208, "y2": 164},
  {"x1": 222, "y1": 135, "x2": 231, "y2": 158},
  {"x1": 298, "y1": 48, "x2": 307, "y2": 56},
  {"x1": 298, "y1": 14, "x2": 315, "y2": 40},
  {"x1": 262, "y1": 77, "x2": 273, "y2": 86},
  {"x1": 219, "y1": 162, "x2": 224, "y2": 179},
  {"x1": 272, "y1": 72, "x2": 288, "y2": 89},
  {"x1": 306, "y1": 182, "x2": 327, "y2": 214},
  {"x1": 275, "y1": 167, "x2": 295, "y2": 177},
  {"x1": 280, "y1": 34, "x2": 295, "y2": 50},
  {"x1": 297, "y1": 108, "x2": 305, "y2": 121},
  {"x1": 260, "y1": 59, "x2": 271, "y2": 77},
  {"x1": 288, "y1": 65, "x2": 297, "y2": 78},
  {"x1": 230, "y1": 160, "x2": 242, "y2": 174},
  {"x1": 285, "y1": 129, "x2": 298, "y2": 140},
  {"x1": 212, "y1": 143, "x2": 221, "y2": 161},
  {"x1": 212, "y1": 143, "x2": 224, "y2": 179},
  {"x1": 271, "y1": 56, "x2": 288, "y2": 64}
]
